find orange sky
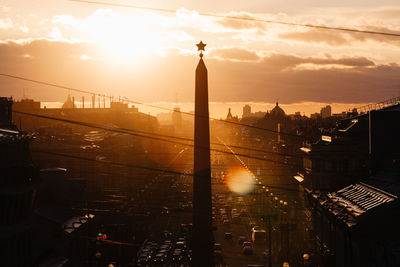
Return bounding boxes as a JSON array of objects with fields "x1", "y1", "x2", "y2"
[{"x1": 0, "y1": 0, "x2": 399, "y2": 113}]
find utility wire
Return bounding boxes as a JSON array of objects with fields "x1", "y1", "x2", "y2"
[
  {"x1": 70, "y1": 0, "x2": 400, "y2": 38},
  {"x1": 14, "y1": 110, "x2": 301, "y2": 167},
  {"x1": 13, "y1": 104, "x2": 299, "y2": 157},
  {"x1": 12, "y1": 106, "x2": 300, "y2": 158},
  {"x1": 32, "y1": 149, "x2": 301, "y2": 192},
  {"x1": 0, "y1": 73, "x2": 307, "y2": 140}
]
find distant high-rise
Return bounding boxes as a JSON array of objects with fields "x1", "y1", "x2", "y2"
[
  {"x1": 243, "y1": 104, "x2": 251, "y2": 118},
  {"x1": 321, "y1": 105, "x2": 332, "y2": 118},
  {"x1": 172, "y1": 107, "x2": 182, "y2": 130},
  {"x1": 192, "y1": 41, "x2": 214, "y2": 267}
]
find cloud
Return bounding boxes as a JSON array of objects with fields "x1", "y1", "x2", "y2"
[
  {"x1": 0, "y1": 39, "x2": 398, "y2": 105},
  {"x1": 280, "y1": 26, "x2": 400, "y2": 47},
  {"x1": 210, "y1": 47, "x2": 260, "y2": 61},
  {"x1": 216, "y1": 12, "x2": 267, "y2": 31},
  {"x1": 363, "y1": 7, "x2": 400, "y2": 20},
  {"x1": 279, "y1": 29, "x2": 350, "y2": 46},
  {"x1": 0, "y1": 18, "x2": 13, "y2": 30},
  {"x1": 259, "y1": 53, "x2": 375, "y2": 72},
  {"x1": 1, "y1": 6, "x2": 10, "y2": 13}
]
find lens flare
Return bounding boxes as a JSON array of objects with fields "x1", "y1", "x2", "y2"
[{"x1": 225, "y1": 167, "x2": 255, "y2": 195}]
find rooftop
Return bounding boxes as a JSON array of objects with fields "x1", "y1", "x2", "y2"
[
  {"x1": 0, "y1": 127, "x2": 33, "y2": 143},
  {"x1": 323, "y1": 182, "x2": 398, "y2": 228}
]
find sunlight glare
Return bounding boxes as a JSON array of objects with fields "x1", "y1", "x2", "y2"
[
  {"x1": 83, "y1": 9, "x2": 161, "y2": 62},
  {"x1": 225, "y1": 167, "x2": 256, "y2": 195}
]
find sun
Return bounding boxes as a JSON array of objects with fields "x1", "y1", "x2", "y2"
[{"x1": 83, "y1": 9, "x2": 161, "y2": 62}]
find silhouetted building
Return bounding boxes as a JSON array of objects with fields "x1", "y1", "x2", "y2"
[
  {"x1": 0, "y1": 96, "x2": 14, "y2": 128},
  {"x1": 310, "y1": 112, "x2": 321, "y2": 119},
  {"x1": 225, "y1": 108, "x2": 239, "y2": 122},
  {"x1": 14, "y1": 98, "x2": 41, "y2": 111},
  {"x1": 226, "y1": 107, "x2": 233, "y2": 120},
  {"x1": 270, "y1": 101, "x2": 286, "y2": 119},
  {"x1": 321, "y1": 105, "x2": 332, "y2": 118},
  {"x1": 172, "y1": 107, "x2": 182, "y2": 130},
  {"x1": 0, "y1": 97, "x2": 38, "y2": 265},
  {"x1": 62, "y1": 94, "x2": 76, "y2": 109},
  {"x1": 242, "y1": 104, "x2": 251, "y2": 118},
  {"x1": 297, "y1": 103, "x2": 400, "y2": 266}
]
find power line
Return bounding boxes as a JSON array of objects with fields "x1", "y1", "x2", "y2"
[
  {"x1": 14, "y1": 109, "x2": 301, "y2": 167},
  {"x1": 11, "y1": 104, "x2": 300, "y2": 158},
  {"x1": 0, "y1": 73, "x2": 305, "y2": 140},
  {"x1": 13, "y1": 102, "x2": 298, "y2": 157},
  {"x1": 12, "y1": 108, "x2": 306, "y2": 160},
  {"x1": 32, "y1": 149, "x2": 300, "y2": 192},
  {"x1": 70, "y1": 0, "x2": 400, "y2": 38}
]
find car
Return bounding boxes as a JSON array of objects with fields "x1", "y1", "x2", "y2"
[
  {"x1": 238, "y1": 236, "x2": 247, "y2": 245},
  {"x1": 242, "y1": 241, "x2": 252, "y2": 248},
  {"x1": 243, "y1": 245, "x2": 253, "y2": 255},
  {"x1": 224, "y1": 232, "x2": 233, "y2": 240},
  {"x1": 175, "y1": 241, "x2": 187, "y2": 251},
  {"x1": 186, "y1": 249, "x2": 193, "y2": 262},
  {"x1": 153, "y1": 253, "x2": 167, "y2": 263},
  {"x1": 157, "y1": 249, "x2": 169, "y2": 255},
  {"x1": 137, "y1": 254, "x2": 151, "y2": 265},
  {"x1": 159, "y1": 245, "x2": 171, "y2": 251},
  {"x1": 172, "y1": 252, "x2": 183, "y2": 262},
  {"x1": 214, "y1": 243, "x2": 222, "y2": 251},
  {"x1": 163, "y1": 230, "x2": 172, "y2": 238}
]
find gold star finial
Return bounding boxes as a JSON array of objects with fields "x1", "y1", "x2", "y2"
[{"x1": 196, "y1": 41, "x2": 206, "y2": 58}]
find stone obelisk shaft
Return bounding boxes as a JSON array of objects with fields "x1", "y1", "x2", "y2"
[{"x1": 192, "y1": 57, "x2": 214, "y2": 266}]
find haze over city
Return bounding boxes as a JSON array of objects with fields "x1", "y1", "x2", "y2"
[{"x1": 1, "y1": 1, "x2": 400, "y2": 267}]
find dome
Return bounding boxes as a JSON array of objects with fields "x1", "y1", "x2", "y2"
[{"x1": 270, "y1": 102, "x2": 285, "y2": 117}]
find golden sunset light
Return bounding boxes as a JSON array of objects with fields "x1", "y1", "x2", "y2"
[{"x1": 1, "y1": 1, "x2": 400, "y2": 266}]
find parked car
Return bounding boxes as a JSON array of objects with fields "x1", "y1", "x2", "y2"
[
  {"x1": 243, "y1": 245, "x2": 253, "y2": 255},
  {"x1": 242, "y1": 241, "x2": 252, "y2": 248},
  {"x1": 224, "y1": 232, "x2": 233, "y2": 240},
  {"x1": 238, "y1": 236, "x2": 247, "y2": 245}
]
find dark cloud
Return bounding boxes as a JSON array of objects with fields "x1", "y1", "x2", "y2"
[
  {"x1": 0, "y1": 39, "x2": 398, "y2": 105},
  {"x1": 259, "y1": 53, "x2": 374, "y2": 71},
  {"x1": 210, "y1": 47, "x2": 260, "y2": 61},
  {"x1": 279, "y1": 29, "x2": 350, "y2": 46},
  {"x1": 216, "y1": 12, "x2": 265, "y2": 30},
  {"x1": 369, "y1": 8, "x2": 400, "y2": 20},
  {"x1": 279, "y1": 26, "x2": 400, "y2": 47},
  {"x1": 348, "y1": 25, "x2": 400, "y2": 46}
]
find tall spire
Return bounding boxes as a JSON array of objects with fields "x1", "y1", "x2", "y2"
[{"x1": 192, "y1": 41, "x2": 214, "y2": 267}]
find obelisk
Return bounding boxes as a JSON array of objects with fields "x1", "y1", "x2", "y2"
[{"x1": 192, "y1": 41, "x2": 214, "y2": 266}]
